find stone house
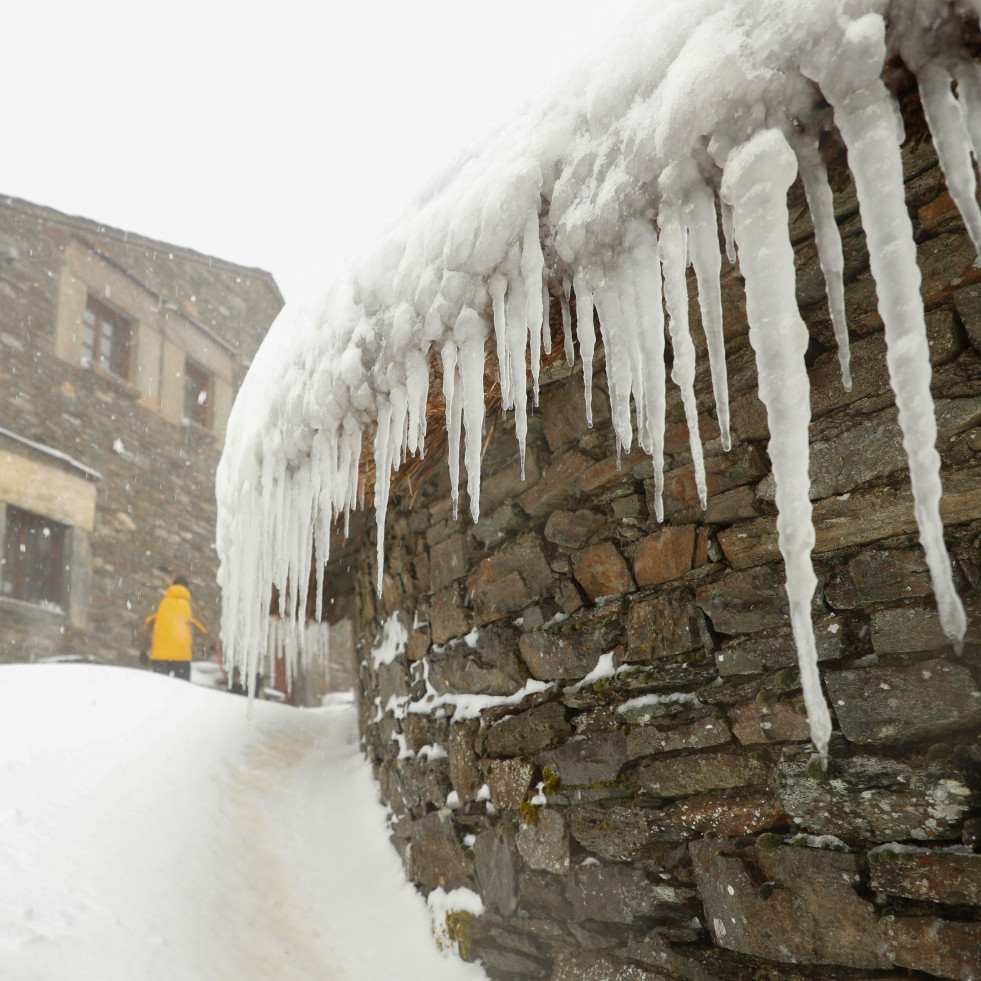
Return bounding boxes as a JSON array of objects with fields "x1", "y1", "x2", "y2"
[{"x1": 0, "y1": 195, "x2": 283, "y2": 666}]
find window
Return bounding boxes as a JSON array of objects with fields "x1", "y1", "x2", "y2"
[
  {"x1": 1, "y1": 506, "x2": 66, "y2": 609},
  {"x1": 183, "y1": 360, "x2": 212, "y2": 429},
  {"x1": 83, "y1": 295, "x2": 132, "y2": 379}
]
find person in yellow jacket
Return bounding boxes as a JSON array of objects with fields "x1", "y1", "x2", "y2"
[{"x1": 143, "y1": 576, "x2": 206, "y2": 681}]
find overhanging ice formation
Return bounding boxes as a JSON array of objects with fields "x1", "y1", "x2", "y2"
[{"x1": 216, "y1": 0, "x2": 981, "y2": 757}]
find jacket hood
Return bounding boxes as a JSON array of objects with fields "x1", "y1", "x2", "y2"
[{"x1": 165, "y1": 584, "x2": 191, "y2": 602}]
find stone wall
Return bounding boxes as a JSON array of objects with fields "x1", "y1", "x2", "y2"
[
  {"x1": 0, "y1": 196, "x2": 283, "y2": 665},
  {"x1": 334, "y1": 119, "x2": 981, "y2": 981}
]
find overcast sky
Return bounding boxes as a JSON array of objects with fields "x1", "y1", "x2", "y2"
[{"x1": 4, "y1": 0, "x2": 635, "y2": 305}]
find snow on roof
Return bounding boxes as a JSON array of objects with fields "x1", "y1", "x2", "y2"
[{"x1": 216, "y1": 0, "x2": 981, "y2": 759}]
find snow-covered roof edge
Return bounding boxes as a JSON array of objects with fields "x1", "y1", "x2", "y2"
[{"x1": 216, "y1": 0, "x2": 981, "y2": 758}]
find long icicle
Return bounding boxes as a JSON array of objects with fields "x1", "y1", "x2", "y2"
[
  {"x1": 816, "y1": 38, "x2": 967, "y2": 648},
  {"x1": 793, "y1": 133, "x2": 852, "y2": 390},
  {"x1": 721, "y1": 128, "x2": 833, "y2": 761},
  {"x1": 684, "y1": 180, "x2": 731, "y2": 450},
  {"x1": 658, "y1": 208, "x2": 708, "y2": 509}
]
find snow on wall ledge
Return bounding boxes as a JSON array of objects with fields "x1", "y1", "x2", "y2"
[{"x1": 216, "y1": 0, "x2": 981, "y2": 758}]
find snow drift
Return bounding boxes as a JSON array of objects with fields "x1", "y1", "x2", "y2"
[{"x1": 216, "y1": 0, "x2": 981, "y2": 758}]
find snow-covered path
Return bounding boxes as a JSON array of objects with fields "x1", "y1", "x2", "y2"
[{"x1": 0, "y1": 664, "x2": 487, "y2": 981}]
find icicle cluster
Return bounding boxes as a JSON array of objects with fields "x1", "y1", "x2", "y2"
[{"x1": 217, "y1": 0, "x2": 980, "y2": 758}]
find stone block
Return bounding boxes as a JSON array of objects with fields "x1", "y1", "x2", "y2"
[
  {"x1": 448, "y1": 719, "x2": 481, "y2": 802},
  {"x1": 870, "y1": 849, "x2": 981, "y2": 906},
  {"x1": 713, "y1": 616, "x2": 844, "y2": 677},
  {"x1": 580, "y1": 446, "x2": 650, "y2": 497},
  {"x1": 729, "y1": 698, "x2": 811, "y2": 744},
  {"x1": 880, "y1": 916, "x2": 981, "y2": 979},
  {"x1": 404, "y1": 813, "x2": 474, "y2": 892},
  {"x1": 484, "y1": 757, "x2": 535, "y2": 813},
  {"x1": 517, "y1": 451, "x2": 592, "y2": 519},
  {"x1": 626, "y1": 590, "x2": 701, "y2": 662},
  {"x1": 659, "y1": 793, "x2": 788, "y2": 837},
  {"x1": 778, "y1": 754, "x2": 979, "y2": 843},
  {"x1": 427, "y1": 624, "x2": 526, "y2": 696},
  {"x1": 430, "y1": 585, "x2": 471, "y2": 645},
  {"x1": 703, "y1": 485, "x2": 758, "y2": 525},
  {"x1": 544, "y1": 509, "x2": 604, "y2": 549},
  {"x1": 633, "y1": 750, "x2": 766, "y2": 800},
  {"x1": 568, "y1": 804, "x2": 663, "y2": 862},
  {"x1": 518, "y1": 871, "x2": 576, "y2": 921},
  {"x1": 481, "y1": 452, "x2": 541, "y2": 512},
  {"x1": 468, "y1": 533, "x2": 553, "y2": 622},
  {"x1": 869, "y1": 606, "x2": 951, "y2": 654},
  {"x1": 474, "y1": 828, "x2": 521, "y2": 914},
  {"x1": 573, "y1": 542, "x2": 635, "y2": 600},
  {"x1": 695, "y1": 565, "x2": 792, "y2": 635},
  {"x1": 555, "y1": 578, "x2": 584, "y2": 615},
  {"x1": 690, "y1": 839, "x2": 890, "y2": 969},
  {"x1": 551, "y1": 952, "x2": 664, "y2": 981},
  {"x1": 824, "y1": 547, "x2": 933, "y2": 609},
  {"x1": 429, "y1": 533, "x2": 467, "y2": 593},
  {"x1": 632, "y1": 525, "x2": 697, "y2": 587},
  {"x1": 953, "y1": 281, "x2": 981, "y2": 354},
  {"x1": 659, "y1": 444, "x2": 767, "y2": 519},
  {"x1": 537, "y1": 731, "x2": 628, "y2": 786},
  {"x1": 472, "y1": 503, "x2": 525, "y2": 548},
  {"x1": 517, "y1": 808, "x2": 570, "y2": 874},
  {"x1": 565, "y1": 863, "x2": 659, "y2": 924},
  {"x1": 406, "y1": 626, "x2": 429, "y2": 662},
  {"x1": 625, "y1": 717, "x2": 732, "y2": 758},
  {"x1": 825, "y1": 659, "x2": 981, "y2": 745},
  {"x1": 718, "y1": 465, "x2": 981, "y2": 569},
  {"x1": 540, "y1": 371, "x2": 610, "y2": 451},
  {"x1": 519, "y1": 616, "x2": 620, "y2": 681},
  {"x1": 483, "y1": 701, "x2": 573, "y2": 757}
]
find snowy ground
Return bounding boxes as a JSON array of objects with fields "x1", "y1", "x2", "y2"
[{"x1": 0, "y1": 663, "x2": 488, "y2": 981}]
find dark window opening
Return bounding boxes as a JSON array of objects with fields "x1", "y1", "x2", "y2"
[
  {"x1": 1, "y1": 506, "x2": 66, "y2": 609},
  {"x1": 183, "y1": 360, "x2": 212, "y2": 430},
  {"x1": 83, "y1": 295, "x2": 132, "y2": 380}
]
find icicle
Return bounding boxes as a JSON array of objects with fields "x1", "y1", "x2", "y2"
[
  {"x1": 521, "y1": 216, "x2": 545, "y2": 406},
  {"x1": 373, "y1": 399, "x2": 394, "y2": 597},
  {"x1": 488, "y1": 274, "x2": 512, "y2": 409},
  {"x1": 657, "y1": 207, "x2": 708, "y2": 510},
  {"x1": 572, "y1": 272, "x2": 596, "y2": 427},
  {"x1": 624, "y1": 219, "x2": 667, "y2": 521},
  {"x1": 794, "y1": 135, "x2": 851, "y2": 390},
  {"x1": 560, "y1": 278, "x2": 574, "y2": 367},
  {"x1": 721, "y1": 129, "x2": 833, "y2": 761},
  {"x1": 590, "y1": 263, "x2": 634, "y2": 453},
  {"x1": 542, "y1": 281, "x2": 552, "y2": 357},
  {"x1": 454, "y1": 307, "x2": 489, "y2": 522},
  {"x1": 917, "y1": 61, "x2": 981, "y2": 259},
  {"x1": 684, "y1": 180, "x2": 731, "y2": 450},
  {"x1": 441, "y1": 338, "x2": 464, "y2": 518},
  {"x1": 720, "y1": 199, "x2": 736, "y2": 264},
  {"x1": 405, "y1": 349, "x2": 429, "y2": 458},
  {"x1": 504, "y1": 248, "x2": 530, "y2": 478},
  {"x1": 812, "y1": 31, "x2": 967, "y2": 649},
  {"x1": 950, "y1": 59, "x2": 981, "y2": 173}
]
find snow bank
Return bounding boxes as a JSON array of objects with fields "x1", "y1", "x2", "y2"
[{"x1": 216, "y1": 0, "x2": 980, "y2": 759}]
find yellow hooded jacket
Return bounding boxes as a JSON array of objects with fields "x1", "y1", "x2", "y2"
[{"x1": 144, "y1": 584, "x2": 206, "y2": 662}]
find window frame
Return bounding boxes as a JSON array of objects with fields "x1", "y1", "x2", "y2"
[
  {"x1": 1, "y1": 505, "x2": 67, "y2": 611},
  {"x1": 82, "y1": 294, "x2": 133, "y2": 381},
  {"x1": 183, "y1": 358, "x2": 213, "y2": 430}
]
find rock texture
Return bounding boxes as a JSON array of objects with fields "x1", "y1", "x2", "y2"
[{"x1": 340, "y1": 121, "x2": 981, "y2": 981}]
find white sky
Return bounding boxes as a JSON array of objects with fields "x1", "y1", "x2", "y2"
[{"x1": 4, "y1": 0, "x2": 636, "y2": 305}]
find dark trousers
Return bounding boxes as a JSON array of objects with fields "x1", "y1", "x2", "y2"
[{"x1": 150, "y1": 660, "x2": 191, "y2": 681}]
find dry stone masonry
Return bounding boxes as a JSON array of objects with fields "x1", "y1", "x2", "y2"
[{"x1": 346, "y1": 130, "x2": 981, "y2": 980}]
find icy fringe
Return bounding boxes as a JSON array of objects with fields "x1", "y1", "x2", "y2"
[{"x1": 216, "y1": 0, "x2": 979, "y2": 759}]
